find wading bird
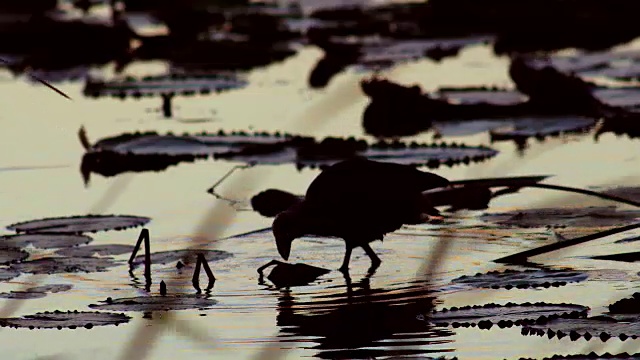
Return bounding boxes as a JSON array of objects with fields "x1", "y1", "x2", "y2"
[{"x1": 272, "y1": 157, "x2": 450, "y2": 273}]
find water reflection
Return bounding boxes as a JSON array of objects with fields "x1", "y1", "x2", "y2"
[{"x1": 273, "y1": 274, "x2": 456, "y2": 359}]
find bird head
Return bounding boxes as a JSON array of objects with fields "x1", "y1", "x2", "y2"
[{"x1": 272, "y1": 209, "x2": 304, "y2": 261}]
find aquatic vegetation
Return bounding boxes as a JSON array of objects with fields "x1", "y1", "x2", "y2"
[
  {"x1": 480, "y1": 206, "x2": 640, "y2": 229},
  {"x1": 88, "y1": 295, "x2": 217, "y2": 312},
  {"x1": 82, "y1": 72, "x2": 249, "y2": 99},
  {"x1": 9, "y1": 257, "x2": 120, "y2": 274},
  {"x1": 425, "y1": 302, "x2": 589, "y2": 329},
  {"x1": 0, "y1": 268, "x2": 20, "y2": 282},
  {"x1": 521, "y1": 315, "x2": 640, "y2": 341},
  {"x1": 0, "y1": 233, "x2": 93, "y2": 249},
  {"x1": 0, "y1": 248, "x2": 29, "y2": 265},
  {"x1": 0, "y1": 284, "x2": 73, "y2": 300},
  {"x1": 0, "y1": 310, "x2": 130, "y2": 330},
  {"x1": 258, "y1": 260, "x2": 331, "y2": 288},
  {"x1": 451, "y1": 269, "x2": 589, "y2": 290},
  {"x1": 129, "y1": 249, "x2": 233, "y2": 268},
  {"x1": 81, "y1": 130, "x2": 499, "y2": 179},
  {"x1": 519, "y1": 352, "x2": 640, "y2": 360},
  {"x1": 7, "y1": 214, "x2": 151, "y2": 235},
  {"x1": 55, "y1": 244, "x2": 136, "y2": 258}
]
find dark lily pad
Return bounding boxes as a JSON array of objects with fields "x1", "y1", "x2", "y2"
[
  {"x1": 480, "y1": 206, "x2": 640, "y2": 228},
  {"x1": 86, "y1": 130, "x2": 499, "y2": 176},
  {"x1": 519, "y1": 352, "x2": 640, "y2": 360},
  {"x1": 88, "y1": 295, "x2": 217, "y2": 312},
  {"x1": 55, "y1": 244, "x2": 135, "y2": 257},
  {"x1": 425, "y1": 302, "x2": 589, "y2": 329},
  {"x1": 130, "y1": 249, "x2": 233, "y2": 268},
  {"x1": 0, "y1": 268, "x2": 20, "y2": 282},
  {"x1": 488, "y1": 116, "x2": 595, "y2": 139},
  {"x1": 0, "y1": 233, "x2": 93, "y2": 249},
  {"x1": 258, "y1": 260, "x2": 331, "y2": 288},
  {"x1": 0, "y1": 310, "x2": 130, "y2": 329},
  {"x1": 7, "y1": 214, "x2": 151, "y2": 234},
  {"x1": 521, "y1": 315, "x2": 640, "y2": 341},
  {"x1": 0, "y1": 284, "x2": 73, "y2": 300},
  {"x1": 89, "y1": 130, "x2": 297, "y2": 156},
  {"x1": 451, "y1": 269, "x2": 588, "y2": 290},
  {"x1": 10, "y1": 257, "x2": 120, "y2": 274},
  {"x1": 83, "y1": 72, "x2": 249, "y2": 99},
  {"x1": 437, "y1": 87, "x2": 525, "y2": 106},
  {"x1": 0, "y1": 248, "x2": 29, "y2": 265}
]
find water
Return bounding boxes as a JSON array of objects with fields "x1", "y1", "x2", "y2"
[{"x1": 1, "y1": 42, "x2": 640, "y2": 359}]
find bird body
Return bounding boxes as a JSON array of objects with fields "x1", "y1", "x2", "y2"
[{"x1": 272, "y1": 157, "x2": 450, "y2": 272}]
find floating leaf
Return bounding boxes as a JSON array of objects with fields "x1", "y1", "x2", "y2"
[
  {"x1": 258, "y1": 260, "x2": 331, "y2": 288},
  {"x1": 0, "y1": 233, "x2": 93, "y2": 249},
  {"x1": 0, "y1": 248, "x2": 29, "y2": 265},
  {"x1": 83, "y1": 72, "x2": 249, "y2": 99},
  {"x1": 130, "y1": 249, "x2": 233, "y2": 268},
  {"x1": 0, "y1": 310, "x2": 130, "y2": 329},
  {"x1": 10, "y1": 257, "x2": 120, "y2": 274},
  {"x1": 522, "y1": 315, "x2": 640, "y2": 341},
  {"x1": 451, "y1": 269, "x2": 589, "y2": 290},
  {"x1": 88, "y1": 295, "x2": 217, "y2": 312},
  {"x1": 480, "y1": 206, "x2": 640, "y2": 228},
  {"x1": 55, "y1": 244, "x2": 135, "y2": 258},
  {"x1": 84, "y1": 130, "x2": 498, "y2": 177},
  {"x1": 426, "y1": 302, "x2": 589, "y2": 329},
  {"x1": 7, "y1": 214, "x2": 151, "y2": 234},
  {"x1": 519, "y1": 352, "x2": 640, "y2": 360},
  {"x1": 0, "y1": 284, "x2": 72, "y2": 300},
  {"x1": 0, "y1": 268, "x2": 20, "y2": 282}
]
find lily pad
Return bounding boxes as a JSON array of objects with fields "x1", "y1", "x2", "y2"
[
  {"x1": 258, "y1": 260, "x2": 331, "y2": 288},
  {"x1": 480, "y1": 206, "x2": 640, "y2": 228},
  {"x1": 425, "y1": 302, "x2": 589, "y2": 329},
  {"x1": 0, "y1": 268, "x2": 20, "y2": 282},
  {"x1": 0, "y1": 248, "x2": 29, "y2": 265},
  {"x1": 88, "y1": 295, "x2": 217, "y2": 312},
  {"x1": 451, "y1": 269, "x2": 589, "y2": 290},
  {"x1": 10, "y1": 257, "x2": 120, "y2": 274},
  {"x1": 0, "y1": 233, "x2": 93, "y2": 249},
  {"x1": 521, "y1": 315, "x2": 640, "y2": 341},
  {"x1": 130, "y1": 249, "x2": 233, "y2": 268},
  {"x1": 0, "y1": 284, "x2": 73, "y2": 300},
  {"x1": 519, "y1": 352, "x2": 640, "y2": 360},
  {"x1": 83, "y1": 72, "x2": 248, "y2": 99},
  {"x1": 86, "y1": 131, "x2": 499, "y2": 175},
  {"x1": 0, "y1": 310, "x2": 130, "y2": 329},
  {"x1": 7, "y1": 214, "x2": 151, "y2": 235},
  {"x1": 55, "y1": 244, "x2": 135, "y2": 258}
]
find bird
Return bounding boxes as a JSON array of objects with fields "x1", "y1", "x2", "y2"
[{"x1": 272, "y1": 157, "x2": 450, "y2": 273}]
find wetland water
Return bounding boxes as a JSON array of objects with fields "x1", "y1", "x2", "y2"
[{"x1": 1, "y1": 40, "x2": 640, "y2": 359}]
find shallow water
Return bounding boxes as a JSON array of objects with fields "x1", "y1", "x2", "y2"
[{"x1": 1, "y1": 41, "x2": 640, "y2": 360}]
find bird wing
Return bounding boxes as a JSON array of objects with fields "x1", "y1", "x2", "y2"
[{"x1": 304, "y1": 158, "x2": 449, "y2": 228}]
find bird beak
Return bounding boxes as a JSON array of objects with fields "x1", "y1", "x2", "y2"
[{"x1": 276, "y1": 236, "x2": 291, "y2": 261}]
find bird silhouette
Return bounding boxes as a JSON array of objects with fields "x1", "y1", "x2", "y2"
[{"x1": 272, "y1": 157, "x2": 450, "y2": 273}]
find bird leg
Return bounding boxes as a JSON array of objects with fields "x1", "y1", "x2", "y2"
[
  {"x1": 338, "y1": 245, "x2": 353, "y2": 273},
  {"x1": 361, "y1": 243, "x2": 382, "y2": 272}
]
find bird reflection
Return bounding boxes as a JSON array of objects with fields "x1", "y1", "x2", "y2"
[{"x1": 273, "y1": 273, "x2": 456, "y2": 359}]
